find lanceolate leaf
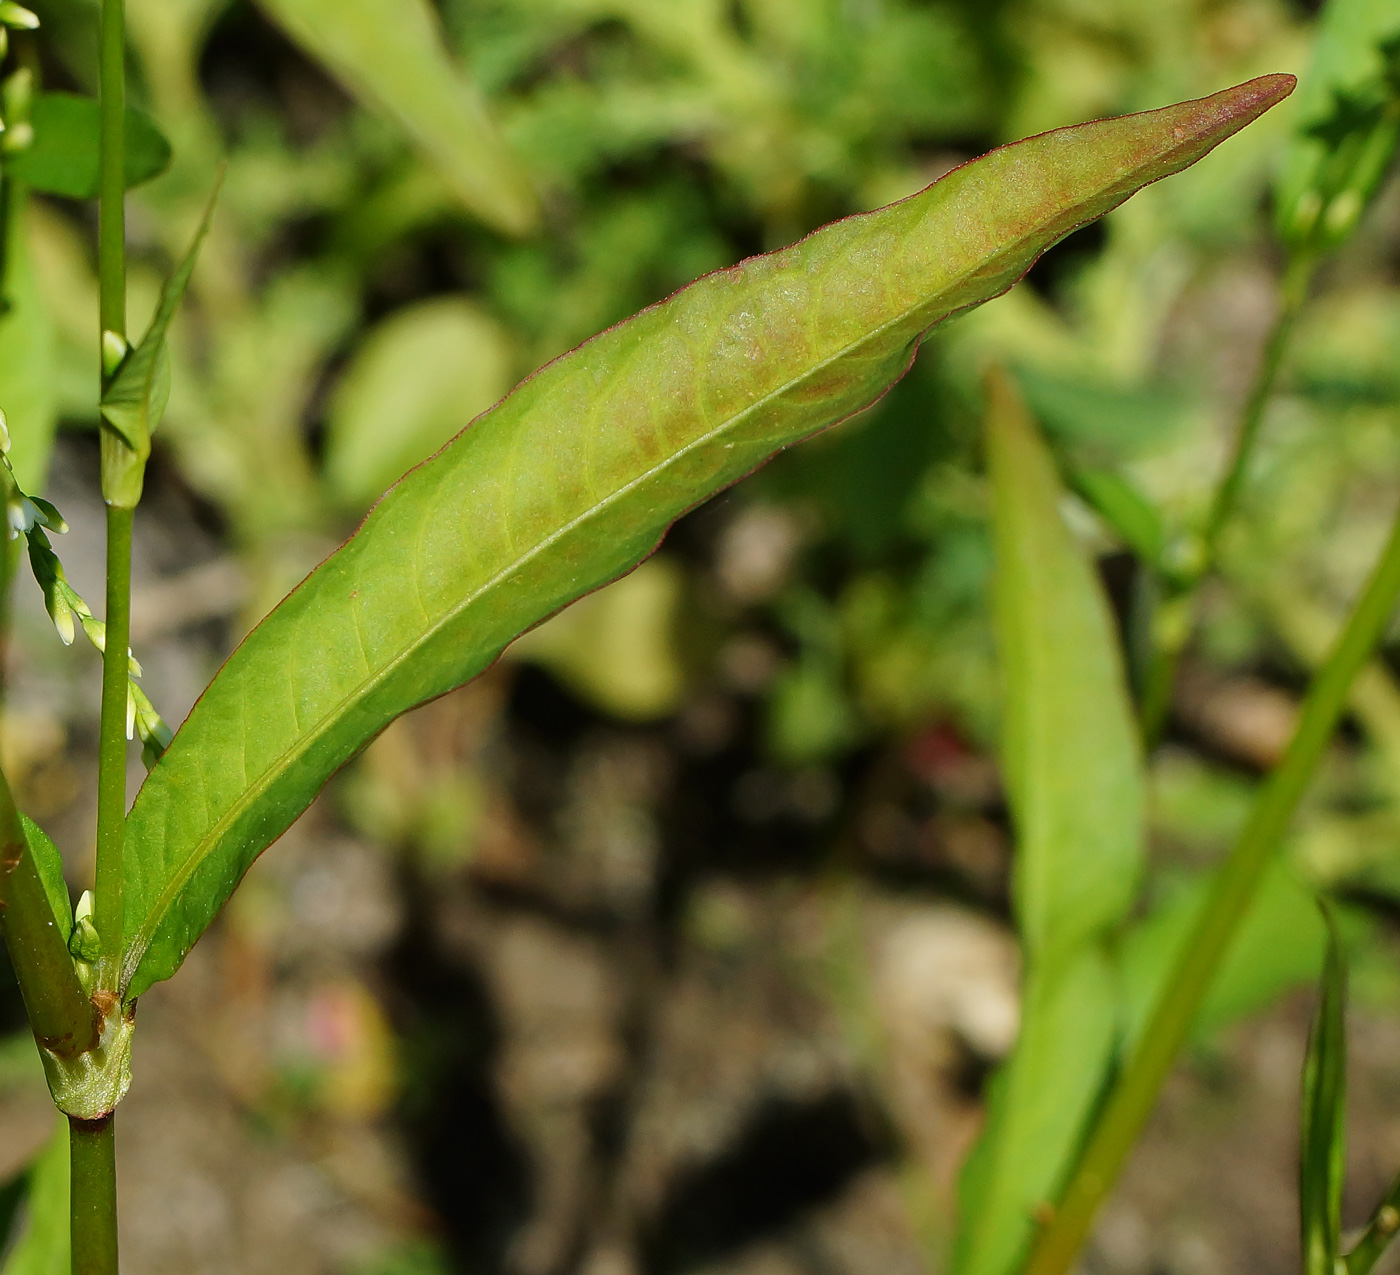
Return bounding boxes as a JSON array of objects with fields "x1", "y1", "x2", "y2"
[
  {"x1": 985, "y1": 369, "x2": 1146, "y2": 969},
  {"x1": 21, "y1": 817, "x2": 71, "y2": 945},
  {"x1": 1301, "y1": 906, "x2": 1348, "y2": 1275},
  {"x1": 99, "y1": 175, "x2": 221, "y2": 507},
  {"x1": 120, "y1": 76, "x2": 1294, "y2": 1000},
  {"x1": 255, "y1": 0, "x2": 539, "y2": 237},
  {"x1": 954, "y1": 370, "x2": 1145, "y2": 1275},
  {"x1": 955, "y1": 949, "x2": 1118, "y2": 1275}
]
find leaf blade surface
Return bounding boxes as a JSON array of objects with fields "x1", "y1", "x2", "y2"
[{"x1": 121, "y1": 76, "x2": 1293, "y2": 999}]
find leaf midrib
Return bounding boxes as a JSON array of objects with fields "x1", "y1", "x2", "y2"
[{"x1": 120, "y1": 174, "x2": 1125, "y2": 991}]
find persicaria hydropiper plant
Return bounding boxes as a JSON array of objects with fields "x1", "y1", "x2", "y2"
[{"x1": 0, "y1": 2, "x2": 1398, "y2": 1273}]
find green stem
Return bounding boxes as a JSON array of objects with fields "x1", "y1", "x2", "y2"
[
  {"x1": 0, "y1": 167, "x2": 13, "y2": 316},
  {"x1": 1025, "y1": 495, "x2": 1400, "y2": 1275},
  {"x1": 1200, "y1": 253, "x2": 1313, "y2": 559},
  {"x1": 97, "y1": 0, "x2": 124, "y2": 342},
  {"x1": 1345, "y1": 1168, "x2": 1400, "y2": 1275},
  {"x1": 93, "y1": 0, "x2": 128, "y2": 995},
  {"x1": 69, "y1": 1116, "x2": 117, "y2": 1275},
  {"x1": 94, "y1": 507, "x2": 131, "y2": 992},
  {"x1": 1137, "y1": 252, "x2": 1316, "y2": 745},
  {"x1": 0, "y1": 767, "x2": 97, "y2": 1059},
  {"x1": 1137, "y1": 595, "x2": 1188, "y2": 748}
]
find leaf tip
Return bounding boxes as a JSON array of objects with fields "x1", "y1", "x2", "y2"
[{"x1": 1212, "y1": 72, "x2": 1297, "y2": 127}]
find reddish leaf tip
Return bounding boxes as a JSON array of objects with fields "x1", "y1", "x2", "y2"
[
  {"x1": 1152, "y1": 73, "x2": 1296, "y2": 163},
  {"x1": 1217, "y1": 72, "x2": 1297, "y2": 118}
]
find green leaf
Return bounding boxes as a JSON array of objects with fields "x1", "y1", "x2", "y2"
[
  {"x1": 1301, "y1": 906, "x2": 1348, "y2": 1275},
  {"x1": 119, "y1": 76, "x2": 1294, "y2": 1000},
  {"x1": 0, "y1": 191, "x2": 57, "y2": 495},
  {"x1": 20, "y1": 816, "x2": 71, "y2": 946},
  {"x1": 255, "y1": 0, "x2": 539, "y2": 237},
  {"x1": 1119, "y1": 861, "x2": 1331, "y2": 1051},
  {"x1": 99, "y1": 173, "x2": 220, "y2": 507},
  {"x1": 324, "y1": 296, "x2": 514, "y2": 511},
  {"x1": 985, "y1": 368, "x2": 1145, "y2": 967},
  {"x1": 5, "y1": 93, "x2": 171, "y2": 200},
  {"x1": 955, "y1": 948, "x2": 1118, "y2": 1275},
  {"x1": 0, "y1": 1117, "x2": 68, "y2": 1275},
  {"x1": 953, "y1": 369, "x2": 1145, "y2": 1275}
]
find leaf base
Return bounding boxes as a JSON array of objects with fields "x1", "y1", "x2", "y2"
[{"x1": 40, "y1": 996, "x2": 133, "y2": 1119}]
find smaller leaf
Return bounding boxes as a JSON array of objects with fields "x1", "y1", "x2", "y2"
[
  {"x1": 66, "y1": 891, "x2": 98, "y2": 965},
  {"x1": 100, "y1": 173, "x2": 220, "y2": 507},
  {"x1": 5, "y1": 93, "x2": 171, "y2": 199},
  {"x1": 19, "y1": 815, "x2": 71, "y2": 945},
  {"x1": 986, "y1": 367, "x2": 1145, "y2": 967},
  {"x1": 1301, "y1": 904, "x2": 1348, "y2": 1275}
]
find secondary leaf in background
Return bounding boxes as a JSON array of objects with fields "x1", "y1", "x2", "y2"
[
  {"x1": 1300, "y1": 908, "x2": 1347, "y2": 1275},
  {"x1": 0, "y1": 192, "x2": 57, "y2": 494},
  {"x1": 119, "y1": 76, "x2": 1293, "y2": 1000},
  {"x1": 324, "y1": 296, "x2": 514, "y2": 511},
  {"x1": 1119, "y1": 861, "x2": 1331, "y2": 1051},
  {"x1": 955, "y1": 949, "x2": 1118, "y2": 1275},
  {"x1": 0, "y1": 1117, "x2": 67, "y2": 1275},
  {"x1": 985, "y1": 368, "x2": 1145, "y2": 967},
  {"x1": 955, "y1": 369, "x2": 1144, "y2": 1275},
  {"x1": 256, "y1": 0, "x2": 539, "y2": 237},
  {"x1": 5, "y1": 93, "x2": 171, "y2": 200}
]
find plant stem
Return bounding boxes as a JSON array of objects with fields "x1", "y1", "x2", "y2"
[
  {"x1": 0, "y1": 766, "x2": 96, "y2": 1058},
  {"x1": 93, "y1": 0, "x2": 128, "y2": 995},
  {"x1": 1138, "y1": 252, "x2": 1316, "y2": 744},
  {"x1": 97, "y1": 0, "x2": 124, "y2": 341},
  {"x1": 94, "y1": 507, "x2": 131, "y2": 991},
  {"x1": 1024, "y1": 495, "x2": 1400, "y2": 1275},
  {"x1": 1345, "y1": 1168, "x2": 1400, "y2": 1275},
  {"x1": 69, "y1": 1116, "x2": 117, "y2": 1275},
  {"x1": 0, "y1": 167, "x2": 13, "y2": 317},
  {"x1": 1200, "y1": 253, "x2": 1314, "y2": 560}
]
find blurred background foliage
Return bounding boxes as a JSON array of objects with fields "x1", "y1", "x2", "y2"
[{"x1": 4, "y1": 0, "x2": 1400, "y2": 1273}]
